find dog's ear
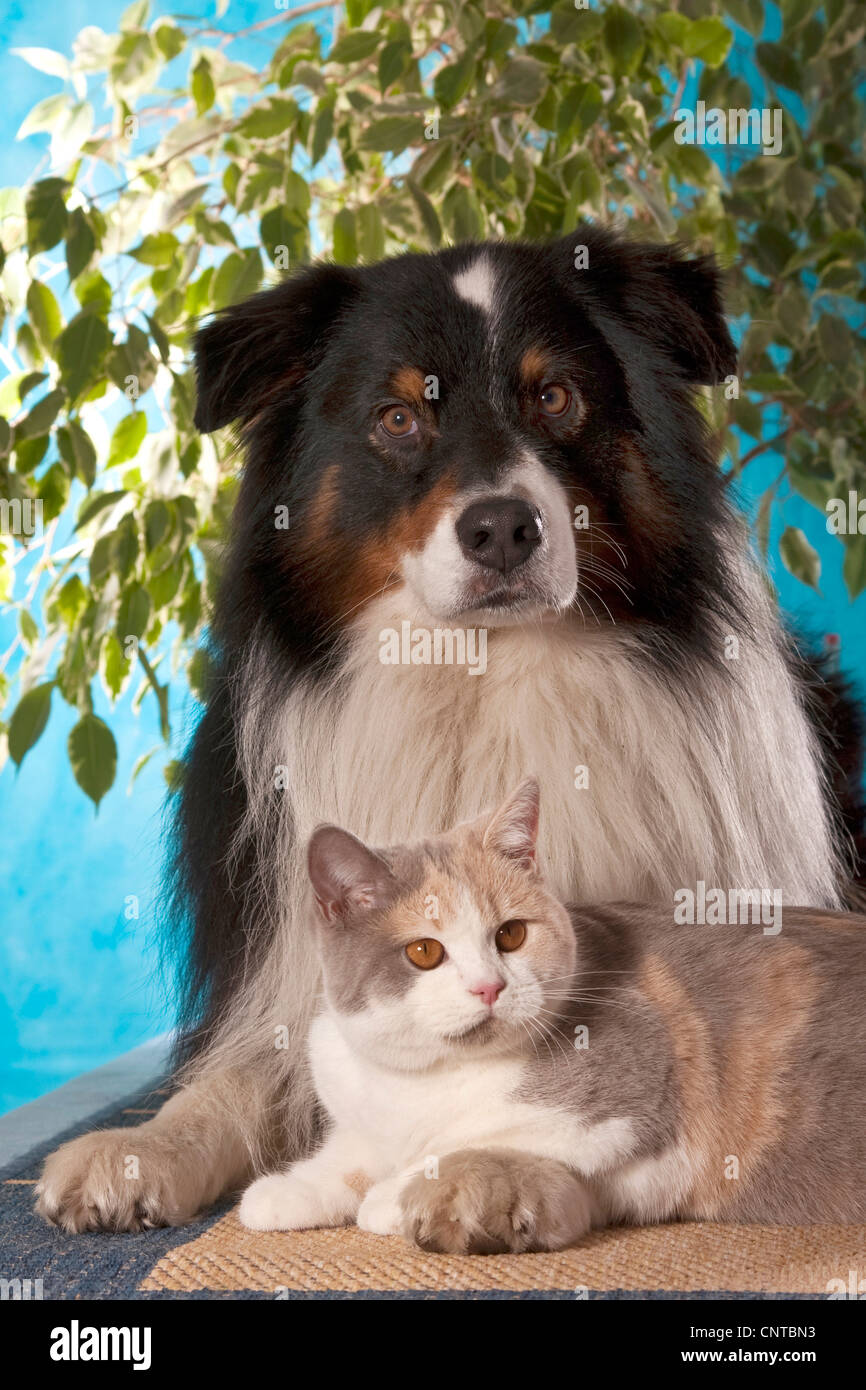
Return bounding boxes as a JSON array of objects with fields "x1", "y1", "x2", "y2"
[
  {"x1": 193, "y1": 263, "x2": 359, "y2": 433},
  {"x1": 559, "y1": 227, "x2": 737, "y2": 386}
]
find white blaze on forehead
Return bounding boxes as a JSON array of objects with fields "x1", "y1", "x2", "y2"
[{"x1": 452, "y1": 256, "x2": 497, "y2": 314}]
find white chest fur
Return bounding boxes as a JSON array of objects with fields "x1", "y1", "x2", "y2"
[
  {"x1": 308, "y1": 1012, "x2": 632, "y2": 1179},
  {"x1": 260, "y1": 585, "x2": 839, "y2": 908}
]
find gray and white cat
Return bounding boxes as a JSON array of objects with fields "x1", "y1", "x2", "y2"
[{"x1": 238, "y1": 779, "x2": 866, "y2": 1253}]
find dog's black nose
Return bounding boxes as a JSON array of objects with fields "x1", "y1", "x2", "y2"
[{"x1": 455, "y1": 498, "x2": 542, "y2": 574}]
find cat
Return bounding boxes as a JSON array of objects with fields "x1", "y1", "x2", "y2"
[{"x1": 238, "y1": 778, "x2": 866, "y2": 1254}]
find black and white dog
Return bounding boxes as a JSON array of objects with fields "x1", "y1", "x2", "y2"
[{"x1": 36, "y1": 226, "x2": 863, "y2": 1235}]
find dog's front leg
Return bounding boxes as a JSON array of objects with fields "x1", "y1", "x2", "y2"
[{"x1": 35, "y1": 1067, "x2": 269, "y2": 1233}]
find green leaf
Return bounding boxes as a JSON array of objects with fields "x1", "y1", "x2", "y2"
[
  {"x1": 332, "y1": 207, "x2": 358, "y2": 264},
  {"x1": 19, "y1": 608, "x2": 39, "y2": 646},
  {"x1": 154, "y1": 20, "x2": 185, "y2": 62},
  {"x1": 26, "y1": 281, "x2": 63, "y2": 353},
  {"x1": 191, "y1": 55, "x2": 215, "y2": 115},
  {"x1": 356, "y1": 204, "x2": 385, "y2": 263},
  {"x1": 360, "y1": 115, "x2": 420, "y2": 153},
  {"x1": 406, "y1": 181, "x2": 442, "y2": 248},
  {"x1": 57, "y1": 420, "x2": 97, "y2": 487},
  {"x1": 379, "y1": 39, "x2": 412, "y2": 93},
  {"x1": 328, "y1": 32, "x2": 380, "y2": 65},
  {"x1": 107, "y1": 411, "x2": 147, "y2": 468},
  {"x1": 557, "y1": 81, "x2": 603, "y2": 140},
  {"x1": 604, "y1": 7, "x2": 645, "y2": 76},
  {"x1": 310, "y1": 100, "x2": 334, "y2": 165},
  {"x1": 76, "y1": 489, "x2": 127, "y2": 531},
  {"x1": 107, "y1": 324, "x2": 158, "y2": 397},
  {"x1": 130, "y1": 232, "x2": 179, "y2": 266},
  {"x1": 15, "y1": 387, "x2": 64, "y2": 440},
  {"x1": 260, "y1": 204, "x2": 307, "y2": 265},
  {"x1": 492, "y1": 57, "x2": 547, "y2": 106},
  {"x1": 817, "y1": 314, "x2": 852, "y2": 366},
  {"x1": 65, "y1": 208, "x2": 97, "y2": 280},
  {"x1": 146, "y1": 314, "x2": 170, "y2": 364},
  {"x1": 117, "y1": 582, "x2": 151, "y2": 641},
  {"x1": 187, "y1": 646, "x2": 215, "y2": 700},
  {"x1": 111, "y1": 31, "x2": 157, "y2": 92},
  {"x1": 779, "y1": 526, "x2": 821, "y2": 591},
  {"x1": 26, "y1": 178, "x2": 68, "y2": 255},
  {"x1": 433, "y1": 50, "x2": 476, "y2": 109},
  {"x1": 68, "y1": 712, "x2": 117, "y2": 807},
  {"x1": 128, "y1": 744, "x2": 161, "y2": 792},
  {"x1": 37, "y1": 461, "x2": 70, "y2": 521},
  {"x1": 210, "y1": 248, "x2": 263, "y2": 309},
  {"x1": 11, "y1": 46, "x2": 70, "y2": 79},
  {"x1": 291, "y1": 60, "x2": 326, "y2": 94},
  {"x1": 725, "y1": 0, "x2": 764, "y2": 37},
  {"x1": 111, "y1": 513, "x2": 139, "y2": 581},
  {"x1": 16, "y1": 93, "x2": 68, "y2": 140},
  {"x1": 8, "y1": 682, "x2": 53, "y2": 767},
  {"x1": 57, "y1": 313, "x2": 112, "y2": 403},
  {"x1": 442, "y1": 183, "x2": 483, "y2": 241},
  {"x1": 54, "y1": 575, "x2": 88, "y2": 628},
  {"x1": 101, "y1": 633, "x2": 132, "y2": 701},
  {"x1": 144, "y1": 499, "x2": 171, "y2": 552},
  {"x1": 120, "y1": 0, "x2": 149, "y2": 29},
  {"x1": 683, "y1": 18, "x2": 733, "y2": 67},
  {"x1": 238, "y1": 98, "x2": 297, "y2": 139},
  {"x1": 756, "y1": 42, "x2": 802, "y2": 89},
  {"x1": 345, "y1": 0, "x2": 376, "y2": 25},
  {"x1": 76, "y1": 269, "x2": 112, "y2": 316},
  {"x1": 15, "y1": 434, "x2": 50, "y2": 473}
]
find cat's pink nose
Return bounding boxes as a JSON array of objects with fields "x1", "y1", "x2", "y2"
[{"x1": 470, "y1": 980, "x2": 505, "y2": 1007}]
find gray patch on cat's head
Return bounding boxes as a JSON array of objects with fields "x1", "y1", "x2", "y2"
[{"x1": 307, "y1": 796, "x2": 578, "y2": 1066}]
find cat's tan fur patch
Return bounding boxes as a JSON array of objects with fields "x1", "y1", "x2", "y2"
[
  {"x1": 640, "y1": 947, "x2": 819, "y2": 1219},
  {"x1": 343, "y1": 1169, "x2": 373, "y2": 1198}
]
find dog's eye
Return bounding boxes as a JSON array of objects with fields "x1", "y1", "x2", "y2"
[
  {"x1": 380, "y1": 405, "x2": 419, "y2": 438},
  {"x1": 495, "y1": 920, "x2": 527, "y2": 953},
  {"x1": 405, "y1": 938, "x2": 445, "y2": 970},
  {"x1": 539, "y1": 385, "x2": 570, "y2": 416}
]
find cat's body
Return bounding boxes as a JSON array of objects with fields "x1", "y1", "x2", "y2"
[{"x1": 239, "y1": 782, "x2": 866, "y2": 1252}]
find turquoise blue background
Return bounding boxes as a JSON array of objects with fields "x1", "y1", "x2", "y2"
[{"x1": 0, "y1": 2, "x2": 863, "y2": 1114}]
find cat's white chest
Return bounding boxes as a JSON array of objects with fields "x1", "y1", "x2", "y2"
[
  {"x1": 309, "y1": 1014, "x2": 526, "y2": 1163},
  {"x1": 308, "y1": 1013, "x2": 626, "y2": 1177}
]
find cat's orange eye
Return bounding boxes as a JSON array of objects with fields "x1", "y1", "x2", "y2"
[
  {"x1": 495, "y1": 920, "x2": 527, "y2": 953},
  {"x1": 405, "y1": 938, "x2": 445, "y2": 970}
]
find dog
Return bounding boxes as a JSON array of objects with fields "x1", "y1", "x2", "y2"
[{"x1": 36, "y1": 225, "x2": 864, "y2": 1236}]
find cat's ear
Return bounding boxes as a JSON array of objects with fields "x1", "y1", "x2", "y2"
[
  {"x1": 482, "y1": 777, "x2": 540, "y2": 871},
  {"x1": 307, "y1": 825, "x2": 396, "y2": 924}
]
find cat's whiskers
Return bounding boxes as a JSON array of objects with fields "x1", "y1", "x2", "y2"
[
  {"x1": 517, "y1": 1017, "x2": 543, "y2": 1063},
  {"x1": 538, "y1": 969, "x2": 636, "y2": 981},
  {"x1": 529, "y1": 1011, "x2": 579, "y2": 1061},
  {"x1": 523, "y1": 1014, "x2": 561, "y2": 1065}
]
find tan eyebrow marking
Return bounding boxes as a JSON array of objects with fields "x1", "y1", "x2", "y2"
[
  {"x1": 520, "y1": 345, "x2": 556, "y2": 384},
  {"x1": 389, "y1": 366, "x2": 428, "y2": 408}
]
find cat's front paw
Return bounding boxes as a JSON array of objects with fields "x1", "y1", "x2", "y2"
[
  {"x1": 399, "y1": 1148, "x2": 594, "y2": 1255},
  {"x1": 357, "y1": 1179, "x2": 403, "y2": 1236},
  {"x1": 238, "y1": 1173, "x2": 321, "y2": 1232}
]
